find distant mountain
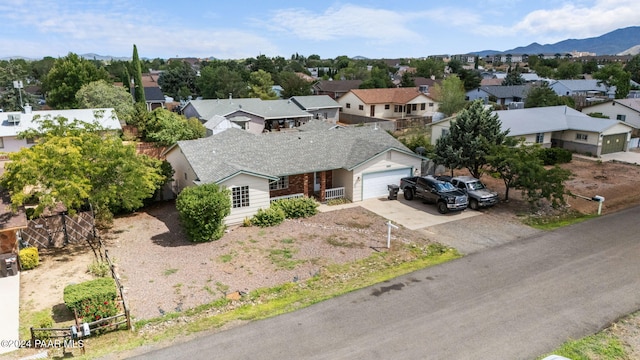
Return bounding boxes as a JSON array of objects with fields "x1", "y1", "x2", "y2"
[
  {"x1": 79, "y1": 53, "x2": 131, "y2": 61},
  {"x1": 474, "y1": 26, "x2": 640, "y2": 56}
]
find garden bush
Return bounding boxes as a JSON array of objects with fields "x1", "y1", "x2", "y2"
[
  {"x1": 539, "y1": 148, "x2": 572, "y2": 165},
  {"x1": 63, "y1": 278, "x2": 119, "y2": 322},
  {"x1": 176, "y1": 183, "x2": 231, "y2": 242},
  {"x1": 32, "y1": 309, "x2": 54, "y2": 340},
  {"x1": 19, "y1": 247, "x2": 39, "y2": 270},
  {"x1": 251, "y1": 207, "x2": 285, "y2": 227},
  {"x1": 271, "y1": 197, "x2": 319, "y2": 219}
]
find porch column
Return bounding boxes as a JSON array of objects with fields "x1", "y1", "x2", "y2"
[
  {"x1": 303, "y1": 173, "x2": 310, "y2": 197},
  {"x1": 319, "y1": 171, "x2": 327, "y2": 202}
]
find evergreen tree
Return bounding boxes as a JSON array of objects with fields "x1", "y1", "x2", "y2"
[
  {"x1": 132, "y1": 45, "x2": 146, "y2": 104},
  {"x1": 434, "y1": 99, "x2": 509, "y2": 178}
]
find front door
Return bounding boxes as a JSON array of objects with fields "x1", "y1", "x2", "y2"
[{"x1": 313, "y1": 172, "x2": 320, "y2": 192}]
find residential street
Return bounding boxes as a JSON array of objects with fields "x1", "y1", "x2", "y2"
[{"x1": 131, "y1": 206, "x2": 640, "y2": 360}]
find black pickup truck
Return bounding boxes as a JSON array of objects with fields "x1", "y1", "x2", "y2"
[{"x1": 399, "y1": 176, "x2": 468, "y2": 214}]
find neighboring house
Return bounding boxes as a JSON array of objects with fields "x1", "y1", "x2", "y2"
[
  {"x1": 549, "y1": 79, "x2": 614, "y2": 98},
  {"x1": 0, "y1": 106, "x2": 122, "y2": 154},
  {"x1": 0, "y1": 192, "x2": 26, "y2": 256},
  {"x1": 582, "y1": 99, "x2": 640, "y2": 130},
  {"x1": 312, "y1": 80, "x2": 363, "y2": 99},
  {"x1": 466, "y1": 85, "x2": 531, "y2": 107},
  {"x1": 203, "y1": 115, "x2": 241, "y2": 136},
  {"x1": 431, "y1": 105, "x2": 633, "y2": 156},
  {"x1": 337, "y1": 87, "x2": 439, "y2": 120},
  {"x1": 289, "y1": 95, "x2": 341, "y2": 123},
  {"x1": 164, "y1": 125, "x2": 424, "y2": 225},
  {"x1": 181, "y1": 98, "x2": 314, "y2": 134},
  {"x1": 144, "y1": 87, "x2": 166, "y2": 111}
]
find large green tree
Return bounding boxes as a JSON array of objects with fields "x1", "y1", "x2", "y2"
[
  {"x1": 434, "y1": 99, "x2": 509, "y2": 179},
  {"x1": 430, "y1": 75, "x2": 467, "y2": 116},
  {"x1": 525, "y1": 83, "x2": 571, "y2": 108},
  {"x1": 144, "y1": 108, "x2": 206, "y2": 145},
  {"x1": 197, "y1": 65, "x2": 248, "y2": 99},
  {"x1": 43, "y1": 53, "x2": 110, "y2": 109},
  {"x1": 278, "y1": 71, "x2": 312, "y2": 98},
  {"x1": 131, "y1": 44, "x2": 146, "y2": 104},
  {"x1": 488, "y1": 141, "x2": 571, "y2": 207},
  {"x1": 248, "y1": 70, "x2": 278, "y2": 99},
  {"x1": 0, "y1": 60, "x2": 35, "y2": 111},
  {"x1": 593, "y1": 63, "x2": 631, "y2": 99},
  {"x1": 414, "y1": 58, "x2": 446, "y2": 79},
  {"x1": 158, "y1": 61, "x2": 197, "y2": 100},
  {"x1": 76, "y1": 80, "x2": 136, "y2": 124},
  {"x1": 0, "y1": 116, "x2": 165, "y2": 222},
  {"x1": 624, "y1": 54, "x2": 640, "y2": 83}
]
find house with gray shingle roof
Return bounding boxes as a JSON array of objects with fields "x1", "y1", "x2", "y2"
[
  {"x1": 181, "y1": 98, "x2": 314, "y2": 134},
  {"x1": 164, "y1": 126, "x2": 424, "y2": 225},
  {"x1": 465, "y1": 85, "x2": 532, "y2": 108},
  {"x1": 431, "y1": 105, "x2": 633, "y2": 156},
  {"x1": 312, "y1": 80, "x2": 363, "y2": 99},
  {"x1": 289, "y1": 95, "x2": 341, "y2": 123}
]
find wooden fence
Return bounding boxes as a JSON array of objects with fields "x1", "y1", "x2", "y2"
[{"x1": 29, "y1": 249, "x2": 131, "y2": 354}]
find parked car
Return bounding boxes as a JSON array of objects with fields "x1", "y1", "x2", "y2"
[
  {"x1": 399, "y1": 175, "x2": 468, "y2": 214},
  {"x1": 436, "y1": 175, "x2": 499, "y2": 210}
]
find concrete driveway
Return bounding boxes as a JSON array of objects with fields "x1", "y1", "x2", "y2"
[
  {"x1": 600, "y1": 149, "x2": 640, "y2": 164},
  {"x1": 0, "y1": 273, "x2": 20, "y2": 355},
  {"x1": 358, "y1": 195, "x2": 482, "y2": 230}
]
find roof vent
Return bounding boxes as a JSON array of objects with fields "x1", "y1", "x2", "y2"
[{"x1": 7, "y1": 114, "x2": 20, "y2": 124}]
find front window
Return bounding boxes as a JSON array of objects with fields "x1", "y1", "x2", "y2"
[
  {"x1": 232, "y1": 186, "x2": 250, "y2": 208},
  {"x1": 270, "y1": 176, "x2": 289, "y2": 190},
  {"x1": 535, "y1": 133, "x2": 544, "y2": 143},
  {"x1": 617, "y1": 114, "x2": 626, "y2": 121},
  {"x1": 576, "y1": 133, "x2": 588, "y2": 141},
  {"x1": 358, "y1": 105, "x2": 364, "y2": 110},
  {"x1": 346, "y1": 103, "x2": 351, "y2": 109}
]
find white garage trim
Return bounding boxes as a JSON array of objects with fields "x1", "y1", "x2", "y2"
[{"x1": 362, "y1": 168, "x2": 412, "y2": 200}]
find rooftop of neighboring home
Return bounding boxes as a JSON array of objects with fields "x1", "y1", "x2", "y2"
[
  {"x1": 344, "y1": 87, "x2": 432, "y2": 104},
  {"x1": 549, "y1": 79, "x2": 612, "y2": 93},
  {"x1": 289, "y1": 95, "x2": 341, "y2": 110},
  {"x1": 313, "y1": 80, "x2": 363, "y2": 92},
  {"x1": 171, "y1": 125, "x2": 415, "y2": 184},
  {"x1": 144, "y1": 87, "x2": 166, "y2": 102},
  {"x1": 583, "y1": 98, "x2": 640, "y2": 112},
  {"x1": 472, "y1": 84, "x2": 532, "y2": 99},
  {"x1": 186, "y1": 98, "x2": 313, "y2": 120},
  {"x1": 0, "y1": 107, "x2": 122, "y2": 138},
  {"x1": 495, "y1": 105, "x2": 625, "y2": 136}
]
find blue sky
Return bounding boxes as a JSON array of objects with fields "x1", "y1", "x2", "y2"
[{"x1": 0, "y1": 0, "x2": 638, "y2": 60}]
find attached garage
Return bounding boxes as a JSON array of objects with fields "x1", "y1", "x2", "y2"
[
  {"x1": 362, "y1": 168, "x2": 412, "y2": 200},
  {"x1": 601, "y1": 133, "x2": 627, "y2": 155}
]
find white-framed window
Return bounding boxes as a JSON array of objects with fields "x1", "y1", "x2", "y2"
[
  {"x1": 535, "y1": 133, "x2": 544, "y2": 144},
  {"x1": 421, "y1": 103, "x2": 426, "y2": 110},
  {"x1": 617, "y1": 114, "x2": 626, "y2": 121},
  {"x1": 269, "y1": 176, "x2": 289, "y2": 190},
  {"x1": 429, "y1": 102, "x2": 434, "y2": 107},
  {"x1": 358, "y1": 104, "x2": 364, "y2": 110},
  {"x1": 346, "y1": 103, "x2": 351, "y2": 109},
  {"x1": 385, "y1": 104, "x2": 390, "y2": 110},
  {"x1": 232, "y1": 186, "x2": 250, "y2": 208},
  {"x1": 576, "y1": 133, "x2": 588, "y2": 141},
  {"x1": 394, "y1": 105, "x2": 402, "y2": 112}
]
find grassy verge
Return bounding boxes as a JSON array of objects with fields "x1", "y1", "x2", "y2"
[
  {"x1": 538, "y1": 320, "x2": 634, "y2": 360},
  {"x1": 12, "y1": 243, "x2": 460, "y2": 359},
  {"x1": 523, "y1": 210, "x2": 598, "y2": 230}
]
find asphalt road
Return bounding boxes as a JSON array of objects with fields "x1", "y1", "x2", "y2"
[{"x1": 131, "y1": 206, "x2": 640, "y2": 360}]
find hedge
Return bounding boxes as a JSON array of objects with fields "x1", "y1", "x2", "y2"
[
  {"x1": 63, "y1": 278, "x2": 119, "y2": 322},
  {"x1": 271, "y1": 197, "x2": 319, "y2": 219}
]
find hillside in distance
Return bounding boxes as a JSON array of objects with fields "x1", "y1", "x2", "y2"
[{"x1": 475, "y1": 26, "x2": 640, "y2": 56}]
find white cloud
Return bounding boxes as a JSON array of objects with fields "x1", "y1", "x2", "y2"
[
  {"x1": 261, "y1": 4, "x2": 423, "y2": 44},
  {"x1": 512, "y1": 0, "x2": 640, "y2": 40}
]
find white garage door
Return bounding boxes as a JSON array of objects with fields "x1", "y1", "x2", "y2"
[{"x1": 362, "y1": 168, "x2": 412, "y2": 200}]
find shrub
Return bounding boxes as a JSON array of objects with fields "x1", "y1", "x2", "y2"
[
  {"x1": 19, "y1": 247, "x2": 39, "y2": 270},
  {"x1": 63, "y1": 278, "x2": 119, "y2": 322},
  {"x1": 539, "y1": 148, "x2": 572, "y2": 165},
  {"x1": 88, "y1": 261, "x2": 111, "y2": 278},
  {"x1": 32, "y1": 309, "x2": 54, "y2": 340},
  {"x1": 271, "y1": 197, "x2": 319, "y2": 219},
  {"x1": 251, "y1": 207, "x2": 285, "y2": 227},
  {"x1": 176, "y1": 183, "x2": 231, "y2": 242}
]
